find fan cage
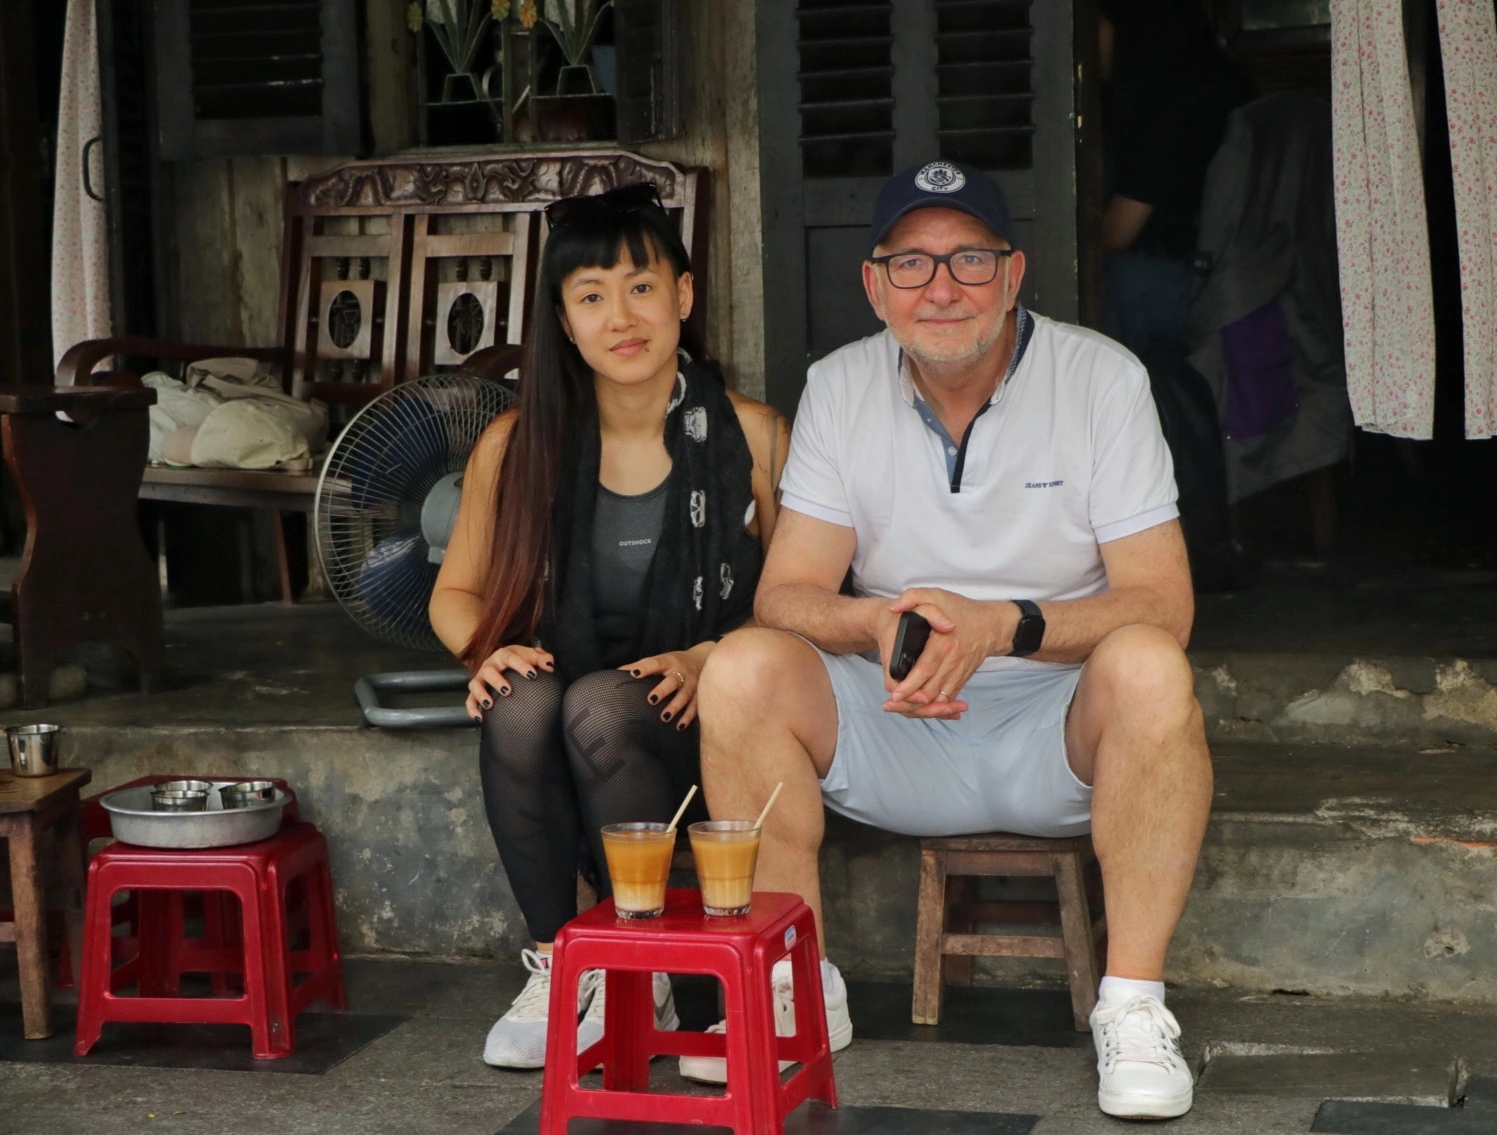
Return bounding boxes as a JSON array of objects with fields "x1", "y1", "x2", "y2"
[{"x1": 315, "y1": 374, "x2": 514, "y2": 651}]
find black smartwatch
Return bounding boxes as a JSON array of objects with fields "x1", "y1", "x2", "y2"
[{"x1": 1009, "y1": 599, "x2": 1045, "y2": 657}]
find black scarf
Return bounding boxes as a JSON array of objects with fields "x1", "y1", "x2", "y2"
[{"x1": 541, "y1": 362, "x2": 763, "y2": 682}]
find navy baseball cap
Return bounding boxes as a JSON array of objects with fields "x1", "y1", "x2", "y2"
[{"x1": 868, "y1": 160, "x2": 1017, "y2": 253}]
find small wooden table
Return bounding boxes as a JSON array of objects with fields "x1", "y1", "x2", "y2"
[{"x1": 0, "y1": 767, "x2": 91, "y2": 1038}]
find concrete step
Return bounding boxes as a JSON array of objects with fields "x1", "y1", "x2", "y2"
[
  {"x1": 827, "y1": 741, "x2": 1497, "y2": 1003},
  {"x1": 1176, "y1": 742, "x2": 1497, "y2": 1003},
  {"x1": 1193, "y1": 653, "x2": 1497, "y2": 748},
  {"x1": 11, "y1": 602, "x2": 1497, "y2": 1004},
  {"x1": 35, "y1": 706, "x2": 1497, "y2": 1004}
]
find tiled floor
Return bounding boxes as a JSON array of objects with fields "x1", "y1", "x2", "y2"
[{"x1": 5, "y1": 957, "x2": 1497, "y2": 1134}]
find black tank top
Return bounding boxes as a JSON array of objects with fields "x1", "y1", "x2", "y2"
[{"x1": 591, "y1": 476, "x2": 669, "y2": 666}]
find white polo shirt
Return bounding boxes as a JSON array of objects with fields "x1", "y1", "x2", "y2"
[{"x1": 779, "y1": 309, "x2": 1179, "y2": 672}]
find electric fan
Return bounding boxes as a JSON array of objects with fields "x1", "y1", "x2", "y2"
[{"x1": 315, "y1": 373, "x2": 514, "y2": 727}]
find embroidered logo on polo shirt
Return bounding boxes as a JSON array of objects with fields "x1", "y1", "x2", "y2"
[
  {"x1": 914, "y1": 161, "x2": 965, "y2": 193},
  {"x1": 1025, "y1": 480, "x2": 1064, "y2": 489}
]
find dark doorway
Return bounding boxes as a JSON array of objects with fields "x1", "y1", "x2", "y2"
[
  {"x1": 0, "y1": 1, "x2": 67, "y2": 554},
  {"x1": 1201, "y1": 0, "x2": 1497, "y2": 655},
  {"x1": 0, "y1": 1, "x2": 65, "y2": 389}
]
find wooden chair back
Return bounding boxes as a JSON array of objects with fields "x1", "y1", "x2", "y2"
[{"x1": 280, "y1": 151, "x2": 708, "y2": 406}]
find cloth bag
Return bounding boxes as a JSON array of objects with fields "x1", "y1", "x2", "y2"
[{"x1": 143, "y1": 357, "x2": 328, "y2": 471}]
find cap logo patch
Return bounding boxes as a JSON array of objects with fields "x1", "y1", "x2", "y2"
[{"x1": 914, "y1": 161, "x2": 965, "y2": 194}]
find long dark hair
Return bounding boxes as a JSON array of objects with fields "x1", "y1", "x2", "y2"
[{"x1": 461, "y1": 190, "x2": 704, "y2": 670}]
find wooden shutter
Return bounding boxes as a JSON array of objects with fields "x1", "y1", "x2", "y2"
[
  {"x1": 154, "y1": 0, "x2": 362, "y2": 159},
  {"x1": 615, "y1": 0, "x2": 682, "y2": 145},
  {"x1": 758, "y1": 0, "x2": 1078, "y2": 413},
  {"x1": 796, "y1": 0, "x2": 895, "y2": 178},
  {"x1": 934, "y1": 0, "x2": 1033, "y2": 170}
]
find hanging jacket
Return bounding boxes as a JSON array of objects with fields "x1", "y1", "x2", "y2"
[{"x1": 1185, "y1": 93, "x2": 1352, "y2": 503}]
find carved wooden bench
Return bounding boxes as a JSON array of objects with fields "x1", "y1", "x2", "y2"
[{"x1": 57, "y1": 150, "x2": 708, "y2": 601}]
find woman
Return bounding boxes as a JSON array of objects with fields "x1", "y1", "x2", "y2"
[{"x1": 430, "y1": 183, "x2": 789, "y2": 1069}]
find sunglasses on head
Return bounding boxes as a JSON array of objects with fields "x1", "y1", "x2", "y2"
[{"x1": 544, "y1": 182, "x2": 666, "y2": 229}]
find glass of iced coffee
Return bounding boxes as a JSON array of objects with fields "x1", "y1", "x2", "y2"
[
  {"x1": 688, "y1": 820, "x2": 760, "y2": 916},
  {"x1": 600, "y1": 822, "x2": 675, "y2": 919}
]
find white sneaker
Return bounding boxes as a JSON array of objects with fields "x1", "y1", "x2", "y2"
[
  {"x1": 1090, "y1": 990, "x2": 1194, "y2": 1119},
  {"x1": 679, "y1": 959, "x2": 852, "y2": 1084},
  {"x1": 578, "y1": 971, "x2": 680, "y2": 1052},
  {"x1": 482, "y1": 949, "x2": 597, "y2": 1069}
]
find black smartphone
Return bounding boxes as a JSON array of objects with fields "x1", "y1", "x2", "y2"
[{"x1": 889, "y1": 611, "x2": 931, "y2": 681}]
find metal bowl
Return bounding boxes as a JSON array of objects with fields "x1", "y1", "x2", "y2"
[
  {"x1": 156, "y1": 779, "x2": 214, "y2": 795},
  {"x1": 103, "y1": 781, "x2": 287, "y2": 848},
  {"x1": 6, "y1": 724, "x2": 61, "y2": 777},
  {"x1": 151, "y1": 791, "x2": 208, "y2": 813},
  {"x1": 220, "y1": 780, "x2": 277, "y2": 809}
]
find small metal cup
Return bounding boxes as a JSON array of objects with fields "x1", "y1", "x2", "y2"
[
  {"x1": 6, "y1": 724, "x2": 61, "y2": 778},
  {"x1": 156, "y1": 779, "x2": 214, "y2": 795},
  {"x1": 220, "y1": 780, "x2": 277, "y2": 809},
  {"x1": 152, "y1": 790, "x2": 208, "y2": 813}
]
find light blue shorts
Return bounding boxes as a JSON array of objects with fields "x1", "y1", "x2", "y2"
[{"x1": 814, "y1": 649, "x2": 1092, "y2": 839}]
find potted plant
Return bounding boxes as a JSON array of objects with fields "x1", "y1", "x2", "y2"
[
  {"x1": 411, "y1": 0, "x2": 501, "y2": 105},
  {"x1": 542, "y1": 0, "x2": 613, "y2": 95},
  {"x1": 410, "y1": 0, "x2": 544, "y2": 143},
  {"x1": 532, "y1": 0, "x2": 616, "y2": 142}
]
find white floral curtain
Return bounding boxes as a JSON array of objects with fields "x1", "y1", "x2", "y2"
[
  {"x1": 1329, "y1": 0, "x2": 1437, "y2": 439},
  {"x1": 1435, "y1": 0, "x2": 1497, "y2": 440},
  {"x1": 50, "y1": 0, "x2": 111, "y2": 370}
]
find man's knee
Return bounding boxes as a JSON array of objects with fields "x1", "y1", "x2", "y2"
[
  {"x1": 699, "y1": 627, "x2": 806, "y2": 717},
  {"x1": 1087, "y1": 624, "x2": 1201, "y2": 737},
  {"x1": 699, "y1": 627, "x2": 837, "y2": 778}
]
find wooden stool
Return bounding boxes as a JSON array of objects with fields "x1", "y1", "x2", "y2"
[
  {"x1": 0, "y1": 768, "x2": 90, "y2": 1038},
  {"x1": 912, "y1": 833, "x2": 1106, "y2": 1032}
]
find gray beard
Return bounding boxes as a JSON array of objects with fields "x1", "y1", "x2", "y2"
[{"x1": 892, "y1": 315, "x2": 1009, "y2": 377}]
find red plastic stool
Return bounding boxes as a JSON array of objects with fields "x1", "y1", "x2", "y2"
[
  {"x1": 541, "y1": 889, "x2": 837, "y2": 1135},
  {"x1": 73, "y1": 821, "x2": 346, "y2": 1060},
  {"x1": 63, "y1": 776, "x2": 302, "y2": 995}
]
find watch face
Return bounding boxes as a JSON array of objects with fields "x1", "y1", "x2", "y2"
[{"x1": 1015, "y1": 614, "x2": 1044, "y2": 655}]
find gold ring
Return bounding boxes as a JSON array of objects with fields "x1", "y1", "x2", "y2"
[
  {"x1": 673, "y1": 670, "x2": 686, "y2": 685},
  {"x1": 939, "y1": 690, "x2": 950, "y2": 701}
]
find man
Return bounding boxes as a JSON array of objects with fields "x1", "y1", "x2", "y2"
[{"x1": 684, "y1": 161, "x2": 1212, "y2": 1120}]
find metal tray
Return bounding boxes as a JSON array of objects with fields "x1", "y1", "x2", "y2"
[{"x1": 101, "y1": 782, "x2": 287, "y2": 849}]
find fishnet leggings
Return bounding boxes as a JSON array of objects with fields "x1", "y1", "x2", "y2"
[{"x1": 478, "y1": 668, "x2": 708, "y2": 942}]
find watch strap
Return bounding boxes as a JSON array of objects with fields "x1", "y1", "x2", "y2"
[{"x1": 1010, "y1": 598, "x2": 1044, "y2": 657}]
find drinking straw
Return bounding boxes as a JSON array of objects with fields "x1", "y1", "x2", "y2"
[
  {"x1": 665, "y1": 784, "x2": 698, "y2": 835},
  {"x1": 752, "y1": 781, "x2": 785, "y2": 832}
]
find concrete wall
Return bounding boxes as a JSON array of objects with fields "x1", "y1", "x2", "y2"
[
  {"x1": 63, "y1": 717, "x2": 935, "y2": 969},
  {"x1": 66, "y1": 714, "x2": 1497, "y2": 1005},
  {"x1": 55, "y1": 647, "x2": 1497, "y2": 1003}
]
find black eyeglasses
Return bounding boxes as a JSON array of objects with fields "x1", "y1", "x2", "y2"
[
  {"x1": 868, "y1": 248, "x2": 1015, "y2": 289},
  {"x1": 544, "y1": 182, "x2": 666, "y2": 229}
]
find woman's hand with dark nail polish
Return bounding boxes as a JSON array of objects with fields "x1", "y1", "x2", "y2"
[
  {"x1": 661, "y1": 710, "x2": 673, "y2": 722},
  {"x1": 499, "y1": 686, "x2": 511, "y2": 696},
  {"x1": 481, "y1": 699, "x2": 493, "y2": 709},
  {"x1": 526, "y1": 670, "x2": 537, "y2": 679}
]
